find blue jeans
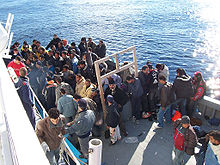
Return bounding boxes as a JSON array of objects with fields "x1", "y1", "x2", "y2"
[
  {"x1": 46, "y1": 147, "x2": 60, "y2": 165},
  {"x1": 157, "y1": 105, "x2": 171, "y2": 127}
]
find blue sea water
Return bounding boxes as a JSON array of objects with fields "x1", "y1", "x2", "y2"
[{"x1": 1, "y1": 0, "x2": 220, "y2": 97}]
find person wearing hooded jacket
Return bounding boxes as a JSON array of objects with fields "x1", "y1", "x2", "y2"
[
  {"x1": 188, "y1": 71, "x2": 206, "y2": 117},
  {"x1": 172, "y1": 68, "x2": 193, "y2": 116}
]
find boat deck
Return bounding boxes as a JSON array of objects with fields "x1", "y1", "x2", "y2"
[{"x1": 100, "y1": 114, "x2": 219, "y2": 165}]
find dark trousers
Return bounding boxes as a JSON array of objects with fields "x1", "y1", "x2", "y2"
[
  {"x1": 119, "y1": 111, "x2": 126, "y2": 134},
  {"x1": 131, "y1": 96, "x2": 141, "y2": 120},
  {"x1": 174, "y1": 98, "x2": 187, "y2": 116},
  {"x1": 188, "y1": 100, "x2": 199, "y2": 117},
  {"x1": 148, "y1": 87, "x2": 159, "y2": 113},
  {"x1": 141, "y1": 94, "x2": 149, "y2": 113}
]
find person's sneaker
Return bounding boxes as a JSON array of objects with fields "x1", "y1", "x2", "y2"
[
  {"x1": 154, "y1": 124, "x2": 163, "y2": 129},
  {"x1": 109, "y1": 141, "x2": 117, "y2": 146}
]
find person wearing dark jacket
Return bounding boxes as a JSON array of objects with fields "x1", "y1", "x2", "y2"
[
  {"x1": 45, "y1": 34, "x2": 61, "y2": 50},
  {"x1": 15, "y1": 67, "x2": 35, "y2": 129},
  {"x1": 155, "y1": 75, "x2": 172, "y2": 128},
  {"x1": 172, "y1": 116, "x2": 198, "y2": 165},
  {"x1": 188, "y1": 71, "x2": 206, "y2": 117},
  {"x1": 78, "y1": 37, "x2": 88, "y2": 57},
  {"x1": 43, "y1": 76, "x2": 57, "y2": 111},
  {"x1": 126, "y1": 76, "x2": 143, "y2": 123},
  {"x1": 138, "y1": 65, "x2": 150, "y2": 118},
  {"x1": 172, "y1": 68, "x2": 193, "y2": 116},
  {"x1": 65, "y1": 98, "x2": 95, "y2": 159},
  {"x1": 95, "y1": 40, "x2": 106, "y2": 58},
  {"x1": 146, "y1": 64, "x2": 159, "y2": 120},
  {"x1": 104, "y1": 79, "x2": 129, "y2": 136},
  {"x1": 78, "y1": 60, "x2": 95, "y2": 83},
  {"x1": 106, "y1": 95, "x2": 121, "y2": 145}
]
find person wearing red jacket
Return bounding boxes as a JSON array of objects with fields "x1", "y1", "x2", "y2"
[
  {"x1": 188, "y1": 71, "x2": 206, "y2": 117},
  {"x1": 7, "y1": 56, "x2": 25, "y2": 77}
]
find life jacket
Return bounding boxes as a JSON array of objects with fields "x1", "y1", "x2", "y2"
[{"x1": 174, "y1": 126, "x2": 185, "y2": 151}]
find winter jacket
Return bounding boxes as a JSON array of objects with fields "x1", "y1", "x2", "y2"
[
  {"x1": 79, "y1": 65, "x2": 95, "y2": 83},
  {"x1": 78, "y1": 42, "x2": 88, "y2": 56},
  {"x1": 127, "y1": 78, "x2": 143, "y2": 98},
  {"x1": 173, "y1": 119, "x2": 198, "y2": 155},
  {"x1": 106, "y1": 102, "x2": 120, "y2": 128},
  {"x1": 43, "y1": 81, "x2": 56, "y2": 110},
  {"x1": 46, "y1": 37, "x2": 61, "y2": 50},
  {"x1": 57, "y1": 94, "x2": 78, "y2": 118},
  {"x1": 192, "y1": 79, "x2": 206, "y2": 101},
  {"x1": 104, "y1": 86, "x2": 129, "y2": 107},
  {"x1": 81, "y1": 84, "x2": 96, "y2": 98},
  {"x1": 147, "y1": 69, "x2": 158, "y2": 89},
  {"x1": 95, "y1": 44, "x2": 106, "y2": 58},
  {"x1": 15, "y1": 76, "x2": 35, "y2": 127},
  {"x1": 65, "y1": 110, "x2": 95, "y2": 138},
  {"x1": 75, "y1": 77, "x2": 86, "y2": 96},
  {"x1": 138, "y1": 70, "x2": 149, "y2": 94},
  {"x1": 172, "y1": 75, "x2": 193, "y2": 99},
  {"x1": 160, "y1": 82, "x2": 173, "y2": 107},
  {"x1": 36, "y1": 116, "x2": 65, "y2": 150}
]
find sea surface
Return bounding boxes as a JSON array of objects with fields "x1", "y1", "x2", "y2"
[{"x1": 0, "y1": 0, "x2": 220, "y2": 98}]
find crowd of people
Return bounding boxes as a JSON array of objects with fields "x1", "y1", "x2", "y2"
[{"x1": 6, "y1": 34, "x2": 220, "y2": 165}]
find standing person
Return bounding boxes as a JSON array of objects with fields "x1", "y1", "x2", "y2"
[
  {"x1": 43, "y1": 76, "x2": 57, "y2": 112},
  {"x1": 87, "y1": 37, "x2": 96, "y2": 52},
  {"x1": 55, "y1": 76, "x2": 74, "y2": 105},
  {"x1": 188, "y1": 71, "x2": 206, "y2": 117},
  {"x1": 172, "y1": 116, "x2": 198, "y2": 165},
  {"x1": 78, "y1": 37, "x2": 88, "y2": 57},
  {"x1": 126, "y1": 75, "x2": 143, "y2": 124},
  {"x1": 95, "y1": 40, "x2": 106, "y2": 58},
  {"x1": 104, "y1": 79, "x2": 129, "y2": 136},
  {"x1": 7, "y1": 56, "x2": 25, "y2": 77},
  {"x1": 156, "y1": 63, "x2": 169, "y2": 82},
  {"x1": 45, "y1": 34, "x2": 61, "y2": 50},
  {"x1": 155, "y1": 75, "x2": 172, "y2": 128},
  {"x1": 172, "y1": 68, "x2": 193, "y2": 116},
  {"x1": 106, "y1": 95, "x2": 121, "y2": 145},
  {"x1": 75, "y1": 73, "x2": 86, "y2": 96},
  {"x1": 204, "y1": 130, "x2": 220, "y2": 165},
  {"x1": 57, "y1": 88, "x2": 78, "y2": 123},
  {"x1": 36, "y1": 108, "x2": 65, "y2": 165},
  {"x1": 80, "y1": 79, "x2": 96, "y2": 98},
  {"x1": 138, "y1": 65, "x2": 150, "y2": 118},
  {"x1": 147, "y1": 64, "x2": 159, "y2": 121},
  {"x1": 65, "y1": 98, "x2": 95, "y2": 159},
  {"x1": 15, "y1": 67, "x2": 35, "y2": 129}
]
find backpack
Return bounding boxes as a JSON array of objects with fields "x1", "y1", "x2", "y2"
[{"x1": 174, "y1": 127, "x2": 185, "y2": 151}]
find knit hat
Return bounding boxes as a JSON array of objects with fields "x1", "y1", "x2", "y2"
[
  {"x1": 107, "y1": 95, "x2": 114, "y2": 103},
  {"x1": 78, "y1": 98, "x2": 87, "y2": 110},
  {"x1": 181, "y1": 115, "x2": 190, "y2": 124}
]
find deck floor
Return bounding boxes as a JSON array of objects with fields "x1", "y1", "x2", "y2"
[{"x1": 99, "y1": 115, "x2": 219, "y2": 165}]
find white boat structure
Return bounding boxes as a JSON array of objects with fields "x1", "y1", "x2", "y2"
[{"x1": 0, "y1": 13, "x2": 220, "y2": 165}]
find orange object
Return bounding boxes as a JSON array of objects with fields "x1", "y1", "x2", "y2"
[{"x1": 172, "y1": 111, "x2": 181, "y2": 122}]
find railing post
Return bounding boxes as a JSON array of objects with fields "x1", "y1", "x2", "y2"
[{"x1": 132, "y1": 46, "x2": 138, "y2": 77}]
